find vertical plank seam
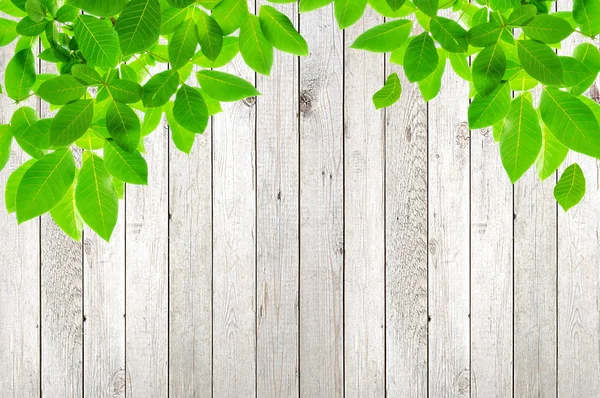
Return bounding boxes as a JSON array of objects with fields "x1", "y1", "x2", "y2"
[
  {"x1": 210, "y1": 110, "x2": 215, "y2": 398},
  {"x1": 37, "y1": 36, "x2": 43, "y2": 398},
  {"x1": 426, "y1": 68, "x2": 430, "y2": 398},
  {"x1": 124, "y1": 183, "x2": 127, "y2": 398},
  {"x1": 254, "y1": 2, "x2": 259, "y2": 394},
  {"x1": 383, "y1": 37, "x2": 388, "y2": 398},
  {"x1": 468, "y1": 54, "x2": 473, "y2": 398},
  {"x1": 297, "y1": 7, "x2": 302, "y2": 396},
  {"x1": 167, "y1": 88, "x2": 171, "y2": 398},
  {"x1": 342, "y1": 27, "x2": 346, "y2": 398}
]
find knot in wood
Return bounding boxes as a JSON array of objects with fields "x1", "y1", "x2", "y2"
[
  {"x1": 243, "y1": 96, "x2": 256, "y2": 107},
  {"x1": 300, "y1": 91, "x2": 313, "y2": 113}
]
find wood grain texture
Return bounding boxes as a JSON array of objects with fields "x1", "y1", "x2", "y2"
[
  {"x1": 343, "y1": 9, "x2": 385, "y2": 398},
  {"x1": 299, "y1": 5, "x2": 344, "y2": 397},
  {"x1": 125, "y1": 63, "x2": 169, "y2": 396},
  {"x1": 427, "y1": 40, "x2": 470, "y2": 398},
  {"x1": 211, "y1": 9, "x2": 257, "y2": 396},
  {"x1": 0, "y1": 36, "x2": 40, "y2": 397},
  {"x1": 255, "y1": 2, "x2": 300, "y2": 397},
  {"x1": 385, "y1": 29, "x2": 428, "y2": 398},
  {"x1": 168, "y1": 69, "x2": 212, "y2": 396}
]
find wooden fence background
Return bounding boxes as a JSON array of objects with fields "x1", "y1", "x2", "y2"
[{"x1": 1, "y1": 1, "x2": 600, "y2": 397}]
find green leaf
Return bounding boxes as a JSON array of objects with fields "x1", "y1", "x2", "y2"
[
  {"x1": 142, "y1": 69, "x2": 180, "y2": 107},
  {"x1": 103, "y1": 139, "x2": 148, "y2": 184},
  {"x1": 506, "y1": 4, "x2": 537, "y2": 27},
  {"x1": 50, "y1": 183, "x2": 84, "y2": 241},
  {"x1": 559, "y1": 56, "x2": 595, "y2": 88},
  {"x1": 468, "y1": 82, "x2": 511, "y2": 129},
  {"x1": 522, "y1": 14, "x2": 574, "y2": 44},
  {"x1": 160, "y1": 6, "x2": 187, "y2": 34},
  {"x1": 334, "y1": 0, "x2": 366, "y2": 29},
  {"x1": 15, "y1": 148, "x2": 76, "y2": 223},
  {"x1": 115, "y1": 0, "x2": 161, "y2": 56},
  {"x1": 413, "y1": 0, "x2": 437, "y2": 17},
  {"x1": 15, "y1": 16, "x2": 46, "y2": 36},
  {"x1": 49, "y1": 99, "x2": 94, "y2": 147},
  {"x1": 570, "y1": 42, "x2": 600, "y2": 95},
  {"x1": 106, "y1": 79, "x2": 143, "y2": 103},
  {"x1": 499, "y1": 95, "x2": 542, "y2": 183},
  {"x1": 259, "y1": 5, "x2": 308, "y2": 56},
  {"x1": 385, "y1": 0, "x2": 406, "y2": 12},
  {"x1": 193, "y1": 35, "x2": 239, "y2": 68},
  {"x1": 430, "y1": 16, "x2": 468, "y2": 53},
  {"x1": 403, "y1": 32, "x2": 438, "y2": 83},
  {"x1": 173, "y1": 84, "x2": 209, "y2": 134},
  {"x1": 5, "y1": 48, "x2": 36, "y2": 102},
  {"x1": 536, "y1": 125, "x2": 568, "y2": 181},
  {"x1": 350, "y1": 19, "x2": 412, "y2": 53},
  {"x1": 141, "y1": 106, "x2": 163, "y2": 136},
  {"x1": 212, "y1": 0, "x2": 247, "y2": 36},
  {"x1": 299, "y1": 0, "x2": 333, "y2": 13},
  {"x1": 76, "y1": 152, "x2": 119, "y2": 241},
  {"x1": 239, "y1": 14, "x2": 273, "y2": 76},
  {"x1": 0, "y1": 124, "x2": 12, "y2": 172},
  {"x1": 106, "y1": 101, "x2": 141, "y2": 153},
  {"x1": 196, "y1": 70, "x2": 259, "y2": 101},
  {"x1": 5, "y1": 158, "x2": 36, "y2": 213},
  {"x1": 37, "y1": 75, "x2": 88, "y2": 105},
  {"x1": 540, "y1": 87, "x2": 600, "y2": 159},
  {"x1": 19, "y1": 118, "x2": 51, "y2": 150},
  {"x1": 196, "y1": 9, "x2": 223, "y2": 61},
  {"x1": 372, "y1": 73, "x2": 401, "y2": 109},
  {"x1": 0, "y1": 18, "x2": 18, "y2": 46},
  {"x1": 449, "y1": 52, "x2": 471, "y2": 81},
  {"x1": 55, "y1": 4, "x2": 79, "y2": 22},
  {"x1": 488, "y1": 0, "x2": 519, "y2": 10},
  {"x1": 167, "y1": 101, "x2": 195, "y2": 154},
  {"x1": 472, "y1": 42, "x2": 505, "y2": 96},
  {"x1": 573, "y1": 0, "x2": 600, "y2": 37},
  {"x1": 368, "y1": 0, "x2": 414, "y2": 17},
  {"x1": 418, "y1": 49, "x2": 446, "y2": 101},
  {"x1": 466, "y1": 22, "x2": 502, "y2": 47},
  {"x1": 169, "y1": 17, "x2": 198, "y2": 70},
  {"x1": 167, "y1": 0, "x2": 194, "y2": 7},
  {"x1": 554, "y1": 163, "x2": 586, "y2": 211},
  {"x1": 71, "y1": 64, "x2": 103, "y2": 85},
  {"x1": 74, "y1": 15, "x2": 120, "y2": 68},
  {"x1": 68, "y1": 0, "x2": 126, "y2": 16},
  {"x1": 25, "y1": 0, "x2": 46, "y2": 22},
  {"x1": 517, "y1": 40, "x2": 563, "y2": 86}
]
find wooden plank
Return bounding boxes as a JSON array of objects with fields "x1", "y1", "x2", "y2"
[
  {"x1": 385, "y1": 29, "x2": 428, "y2": 398},
  {"x1": 343, "y1": 10, "x2": 385, "y2": 398},
  {"x1": 39, "y1": 55, "x2": 83, "y2": 397},
  {"x1": 557, "y1": 1, "x2": 600, "y2": 395},
  {"x1": 0, "y1": 36, "x2": 40, "y2": 397},
  {"x1": 298, "y1": 6, "x2": 344, "y2": 397},
  {"x1": 212, "y1": 9, "x2": 257, "y2": 396},
  {"x1": 255, "y1": 2, "x2": 299, "y2": 397},
  {"x1": 125, "y1": 66, "x2": 169, "y2": 395},
  {"x1": 168, "y1": 69, "x2": 212, "y2": 395},
  {"x1": 427, "y1": 44, "x2": 471, "y2": 395}
]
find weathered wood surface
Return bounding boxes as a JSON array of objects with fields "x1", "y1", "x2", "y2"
[{"x1": 2, "y1": 7, "x2": 600, "y2": 398}]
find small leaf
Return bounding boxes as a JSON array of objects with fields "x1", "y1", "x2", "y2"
[
  {"x1": 115, "y1": 0, "x2": 161, "y2": 56},
  {"x1": 559, "y1": 56, "x2": 595, "y2": 88},
  {"x1": 372, "y1": 73, "x2": 401, "y2": 109},
  {"x1": 104, "y1": 139, "x2": 148, "y2": 184},
  {"x1": 517, "y1": 40, "x2": 563, "y2": 86},
  {"x1": 385, "y1": 0, "x2": 406, "y2": 12},
  {"x1": 196, "y1": 70, "x2": 259, "y2": 102},
  {"x1": 350, "y1": 19, "x2": 412, "y2": 53},
  {"x1": 554, "y1": 163, "x2": 586, "y2": 211},
  {"x1": 196, "y1": 9, "x2": 223, "y2": 61},
  {"x1": 5, "y1": 48, "x2": 36, "y2": 102},
  {"x1": 167, "y1": 0, "x2": 194, "y2": 7},
  {"x1": 192, "y1": 36, "x2": 239, "y2": 68},
  {"x1": 574, "y1": 0, "x2": 600, "y2": 37},
  {"x1": 161, "y1": 6, "x2": 188, "y2": 34},
  {"x1": 49, "y1": 99, "x2": 94, "y2": 147},
  {"x1": 74, "y1": 15, "x2": 120, "y2": 68},
  {"x1": 173, "y1": 84, "x2": 209, "y2": 134},
  {"x1": 69, "y1": 0, "x2": 126, "y2": 17},
  {"x1": 212, "y1": 0, "x2": 248, "y2": 36},
  {"x1": 0, "y1": 18, "x2": 19, "y2": 46},
  {"x1": 169, "y1": 18, "x2": 198, "y2": 70},
  {"x1": 472, "y1": 42, "x2": 505, "y2": 96},
  {"x1": 16, "y1": 148, "x2": 76, "y2": 223},
  {"x1": 466, "y1": 22, "x2": 503, "y2": 47},
  {"x1": 37, "y1": 75, "x2": 88, "y2": 105},
  {"x1": 142, "y1": 69, "x2": 180, "y2": 107},
  {"x1": 299, "y1": 0, "x2": 333, "y2": 13},
  {"x1": 25, "y1": 0, "x2": 46, "y2": 22},
  {"x1": 239, "y1": 14, "x2": 273, "y2": 76},
  {"x1": 536, "y1": 125, "x2": 568, "y2": 181},
  {"x1": 259, "y1": 5, "x2": 308, "y2": 56},
  {"x1": 167, "y1": 102, "x2": 195, "y2": 154},
  {"x1": 76, "y1": 153, "x2": 119, "y2": 241},
  {"x1": 19, "y1": 118, "x2": 51, "y2": 150},
  {"x1": 71, "y1": 64, "x2": 103, "y2": 85},
  {"x1": 106, "y1": 79, "x2": 143, "y2": 103},
  {"x1": 418, "y1": 49, "x2": 446, "y2": 101},
  {"x1": 522, "y1": 14, "x2": 574, "y2": 44},
  {"x1": 430, "y1": 16, "x2": 468, "y2": 53},
  {"x1": 468, "y1": 82, "x2": 511, "y2": 129},
  {"x1": 50, "y1": 183, "x2": 84, "y2": 241},
  {"x1": 5, "y1": 159, "x2": 36, "y2": 213},
  {"x1": 413, "y1": 0, "x2": 437, "y2": 17},
  {"x1": 403, "y1": 32, "x2": 438, "y2": 83},
  {"x1": 0, "y1": 124, "x2": 12, "y2": 172},
  {"x1": 334, "y1": 0, "x2": 367, "y2": 29},
  {"x1": 55, "y1": 4, "x2": 79, "y2": 22},
  {"x1": 105, "y1": 100, "x2": 141, "y2": 153},
  {"x1": 488, "y1": 0, "x2": 519, "y2": 10},
  {"x1": 506, "y1": 4, "x2": 537, "y2": 27}
]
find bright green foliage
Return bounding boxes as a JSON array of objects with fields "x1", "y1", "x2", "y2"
[
  {"x1": 0, "y1": 0, "x2": 599, "y2": 242},
  {"x1": 555, "y1": 163, "x2": 586, "y2": 211}
]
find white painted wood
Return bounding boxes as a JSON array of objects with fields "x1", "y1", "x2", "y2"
[
  {"x1": 343, "y1": 10, "x2": 385, "y2": 398},
  {"x1": 255, "y1": 2, "x2": 299, "y2": 397},
  {"x1": 168, "y1": 70, "x2": 212, "y2": 396},
  {"x1": 299, "y1": 5, "x2": 344, "y2": 397},
  {"x1": 385, "y1": 33, "x2": 428, "y2": 398},
  {"x1": 0, "y1": 36, "x2": 40, "y2": 397},
  {"x1": 427, "y1": 45, "x2": 470, "y2": 397},
  {"x1": 211, "y1": 12, "x2": 257, "y2": 398},
  {"x1": 125, "y1": 63, "x2": 169, "y2": 395}
]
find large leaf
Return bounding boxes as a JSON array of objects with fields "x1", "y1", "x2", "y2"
[
  {"x1": 37, "y1": 75, "x2": 88, "y2": 105},
  {"x1": 15, "y1": 148, "x2": 76, "y2": 223},
  {"x1": 559, "y1": 56, "x2": 595, "y2": 88},
  {"x1": 76, "y1": 152, "x2": 119, "y2": 241},
  {"x1": 239, "y1": 14, "x2": 273, "y2": 76},
  {"x1": 334, "y1": 0, "x2": 367, "y2": 29},
  {"x1": 173, "y1": 84, "x2": 209, "y2": 134},
  {"x1": 9, "y1": 106, "x2": 44, "y2": 158},
  {"x1": 466, "y1": 22, "x2": 503, "y2": 47},
  {"x1": 259, "y1": 5, "x2": 308, "y2": 56},
  {"x1": 103, "y1": 139, "x2": 148, "y2": 184},
  {"x1": 403, "y1": 32, "x2": 438, "y2": 82},
  {"x1": 16, "y1": 16, "x2": 47, "y2": 36},
  {"x1": 522, "y1": 14, "x2": 574, "y2": 44},
  {"x1": 0, "y1": 124, "x2": 12, "y2": 172},
  {"x1": 506, "y1": 4, "x2": 537, "y2": 27},
  {"x1": 573, "y1": 0, "x2": 600, "y2": 37},
  {"x1": 517, "y1": 40, "x2": 563, "y2": 86},
  {"x1": 5, "y1": 48, "x2": 36, "y2": 102},
  {"x1": 468, "y1": 82, "x2": 511, "y2": 129},
  {"x1": 19, "y1": 118, "x2": 51, "y2": 150},
  {"x1": 413, "y1": 0, "x2": 437, "y2": 17},
  {"x1": 536, "y1": 125, "x2": 568, "y2": 181},
  {"x1": 49, "y1": 99, "x2": 94, "y2": 147},
  {"x1": 142, "y1": 69, "x2": 180, "y2": 107},
  {"x1": 540, "y1": 87, "x2": 600, "y2": 159},
  {"x1": 50, "y1": 183, "x2": 84, "y2": 241},
  {"x1": 196, "y1": 70, "x2": 259, "y2": 101},
  {"x1": 196, "y1": 9, "x2": 223, "y2": 61},
  {"x1": 350, "y1": 19, "x2": 412, "y2": 53},
  {"x1": 115, "y1": 0, "x2": 161, "y2": 56},
  {"x1": 499, "y1": 95, "x2": 542, "y2": 183},
  {"x1": 472, "y1": 42, "x2": 505, "y2": 96},
  {"x1": 372, "y1": 73, "x2": 401, "y2": 109},
  {"x1": 5, "y1": 159, "x2": 36, "y2": 213},
  {"x1": 161, "y1": 6, "x2": 187, "y2": 34},
  {"x1": 169, "y1": 17, "x2": 198, "y2": 70},
  {"x1": 571, "y1": 42, "x2": 600, "y2": 95},
  {"x1": 0, "y1": 17, "x2": 19, "y2": 45},
  {"x1": 68, "y1": 0, "x2": 126, "y2": 16},
  {"x1": 211, "y1": 0, "x2": 247, "y2": 36},
  {"x1": 25, "y1": 0, "x2": 46, "y2": 22},
  {"x1": 430, "y1": 16, "x2": 468, "y2": 53},
  {"x1": 105, "y1": 100, "x2": 141, "y2": 153},
  {"x1": 71, "y1": 64, "x2": 103, "y2": 85},
  {"x1": 106, "y1": 79, "x2": 143, "y2": 103},
  {"x1": 554, "y1": 163, "x2": 586, "y2": 211},
  {"x1": 74, "y1": 15, "x2": 120, "y2": 68}
]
